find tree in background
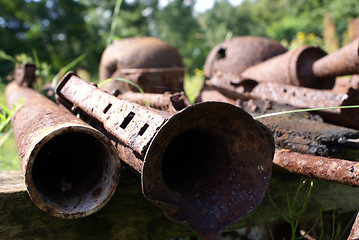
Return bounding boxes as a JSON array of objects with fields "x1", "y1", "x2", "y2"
[
  {"x1": 0, "y1": 0, "x2": 358, "y2": 81},
  {"x1": 0, "y1": 0, "x2": 92, "y2": 72},
  {"x1": 152, "y1": 0, "x2": 203, "y2": 72}
]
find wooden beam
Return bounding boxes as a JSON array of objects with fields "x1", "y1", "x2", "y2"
[{"x1": 1, "y1": 168, "x2": 359, "y2": 239}]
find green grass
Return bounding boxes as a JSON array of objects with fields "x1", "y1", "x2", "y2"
[
  {"x1": 0, "y1": 133, "x2": 19, "y2": 170},
  {"x1": 0, "y1": 83, "x2": 20, "y2": 171},
  {"x1": 183, "y1": 72, "x2": 204, "y2": 104}
]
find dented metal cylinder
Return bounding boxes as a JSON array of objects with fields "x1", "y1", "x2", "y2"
[
  {"x1": 241, "y1": 46, "x2": 336, "y2": 89},
  {"x1": 5, "y1": 82, "x2": 121, "y2": 218},
  {"x1": 203, "y1": 36, "x2": 287, "y2": 80},
  {"x1": 99, "y1": 37, "x2": 184, "y2": 94},
  {"x1": 56, "y1": 73, "x2": 275, "y2": 240},
  {"x1": 313, "y1": 38, "x2": 359, "y2": 78}
]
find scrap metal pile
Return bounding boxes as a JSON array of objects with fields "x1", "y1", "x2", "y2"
[{"x1": 5, "y1": 36, "x2": 359, "y2": 239}]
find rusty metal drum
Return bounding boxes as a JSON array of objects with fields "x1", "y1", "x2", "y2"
[
  {"x1": 203, "y1": 36, "x2": 287, "y2": 79},
  {"x1": 99, "y1": 37, "x2": 184, "y2": 94}
]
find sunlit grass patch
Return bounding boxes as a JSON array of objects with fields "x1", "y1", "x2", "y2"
[
  {"x1": 0, "y1": 133, "x2": 19, "y2": 171},
  {"x1": 184, "y1": 69, "x2": 204, "y2": 104}
]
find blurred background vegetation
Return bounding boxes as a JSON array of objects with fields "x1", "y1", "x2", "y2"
[
  {"x1": 1, "y1": 0, "x2": 359, "y2": 81},
  {"x1": 0, "y1": 0, "x2": 359, "y2": 170}
]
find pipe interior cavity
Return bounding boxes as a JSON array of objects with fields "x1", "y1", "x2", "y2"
[
  {"x1": 162, "y1": 129, "x2": 230, "y2": 196},
  {"x1": 32, "y1": 132, "x2": 110, "y2": 212}
]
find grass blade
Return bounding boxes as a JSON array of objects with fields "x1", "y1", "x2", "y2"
[
  {"x1": 51, "y1": 53, "x2": 87, "y2": 90},
  {"x1": 0, "y1": 129, "x2": 13, "y2": 148},
  {"x1": 254, "y1": 105, "x2": 359, "y2": 119},
  {"x1": 98, "y1": 77, "x2": 145, "y2": 94},
  {"x1": 0, "y1": 49, "x2": 16, "y2": 64},
  {"x1": 107, "y1": 0, "x2": 123, "y2": 46}
]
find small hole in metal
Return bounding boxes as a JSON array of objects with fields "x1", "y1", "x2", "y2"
[
  {"x1": 120, "y1": 112, "x2": 135, "y2": 129},
  {"x1": 103, "y1": 103, "x2": 112, "y2": 114},
  {"x1": 138, "y1": 123, "x2": 149, "y2": 136},
  {"x1": 216, "y1": 48, "x2": 226, "y2": 60}
]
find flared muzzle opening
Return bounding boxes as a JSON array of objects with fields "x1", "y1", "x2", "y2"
[{"x1": 142, "y1": 102, "x2": 274, "y2": 239}]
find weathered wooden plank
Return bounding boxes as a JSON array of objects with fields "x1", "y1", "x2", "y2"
[{"x1": 1, "y1": 168, "x2": 359, "y2": 239}]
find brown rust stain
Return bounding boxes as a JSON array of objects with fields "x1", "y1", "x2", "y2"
[{"x1": 92, "y1": 187, "x2": 103, "y2": 198}]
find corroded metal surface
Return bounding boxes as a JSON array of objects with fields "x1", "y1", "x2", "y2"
[
  {"x1": 195, "y1": 85, "x2": 237, "y2": 105},
  {"x1": 241, "y1": 46, "x2": 335, "y2": 89},
  {"x1": 353, "y1": 19, "x2": 359, "y2": 40},
  {"x1": 99, "y1": 37, "x2": 184, "y2": 93},
  {"x1": 313, "y1": 38, "x2": 359, "y2": 78},
  {"x1": 56, "y1": 72, "x2": 275, "y2": 240},
  {"x1": 210, "y1": 72, "x2": 359, "y2": 129},
  {"x1": 13, "y1": 63, "x2": 36, "y2": 87},
  {"x1": 119, "y1": 91, "x2": 190, "y2": 113},
  {"x1": 258, "y1": 111, "x2": 359, "y2": 157},
  {"x1": 203, "y1": 36, "x2": 287, "y2": 80},
  {"x1": 351, "y1": 75, "x2": 359, "y2": 90},
  {"x1": 5, "y1": 82, "x2": 121, "y2": 218},
  {"x1": 273, "y1": 149, "x2": 359, "y2": 186}
]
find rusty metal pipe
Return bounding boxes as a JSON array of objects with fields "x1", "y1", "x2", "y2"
[
  {"x1": 240, "y1": 46, "x2": 335, "y2": 89},
  {"x1": 273, "y1": 149, "x2": 359, "y2": 187},
  {"x1": 5, "y1": 82, "x2": 121, "y2": 218},
  {"x1": 118, "y1": 91, "x2": 190, "y2": 113},
  {"x1": 313, "y1": 38, "x2": 359, "y2": 78},
  {"x1": 56, "y1": 72, "x2": 275, "y2": 240},
  {"x1": 210, "y1": 72, "x2": 359, "y2": 129}
]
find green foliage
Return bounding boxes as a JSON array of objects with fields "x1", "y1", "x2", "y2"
[
  {"x1": 107, "y1": 0, "x2": 123, "y2": 46},
  {"x1": 0, "y1": 50, "x2": 16, "y2": 64},
  {"x1": 0, "y1": 97, "x2": 22, "y2": 132},
  {"x1": 0, "y1": 133, "x2": 19, "y2": 170},
  {"x1": 0, "y1": 96, "x2": 22, "y2": 170},
  {"x1": 183, "y1": 69, "x2": 204, "y2": 104},
  {"x1": 268, "y1": 178, "x2": 322, "y2": 239},
  {"x1": 51, "y1": 53, "x2": 87, "y2": 89},
  {"x1": 0, "y1": 83, "x2": 19, "y2": 170},
  {"x1": 153, "y1": 0, "x2": 204, "y2": 72},
  {"x1": 1, "y1": 0, "x2": 358, "y2": 79},
  {"x1": 266, "y1": 15, "x2": 322, "y2": 43},
  {"x1": 199, "y1": 0, "x2": 258, "y2": 47}
]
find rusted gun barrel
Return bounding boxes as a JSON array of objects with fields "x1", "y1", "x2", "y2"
[
  {"x1": 5, "y1": 81, "x2": 121, "y2": 218},
  {"x1": 129, "y1": 92, "x2": 359, "y2": 188},
  {"x1": 118, "y1": 91, "x2": 190, "y2": 113},
  {"x1": 210, "y1": 72, "x2": 359, "y2": 130},
  {"x1": 240, "y1": 46, "x2": 335, "y2": 89},
  {"x1": 273, "y1": 149, "x2": 359, "y2": 187},
  {"x1": 313, "y1": 38, "x2": 359, "y2": 78},
  {"x1": 108, "y1": 81, "x2": 359, "y2": 187},
  {"x1": 56, "y1": 72, "x2": 275, "y2": 240},
  {"x1": 13, "y1": 63, "x2": 36, "y2": 87}
]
